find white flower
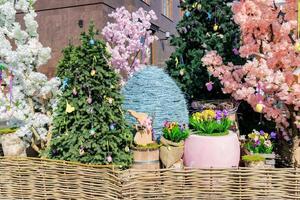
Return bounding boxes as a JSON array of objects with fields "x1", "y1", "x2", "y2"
[{"x1": 0, "y1": 1, "x2": 59, "y2": 146}]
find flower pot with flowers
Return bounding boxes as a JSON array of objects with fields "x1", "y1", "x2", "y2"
[
  {"x1": 184, "y1": 109, "x2": 240, "y2": 168},
  {"x1": 160, "y1": 121, "x2": 190, "y2": 168},
  {"x1": 243, "y1": 130, "x2": 276, "y2": 168}
]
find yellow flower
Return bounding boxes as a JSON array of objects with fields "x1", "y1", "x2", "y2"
[
  {"x1": 202, "y1": 109, "x2": 216, "y2": 120},
  {"x1": 264, "y1": 133, "x2": 269, "y2": 139},
  {"x1": 248, "y1": 133, "x2": 256, "y2": 139}
]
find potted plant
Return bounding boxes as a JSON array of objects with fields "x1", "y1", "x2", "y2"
[
  {"x1": 160, "y1": 121, "x2": 190, "y2": 168},
  {"x1": 184, "y1": 109, "x2": 240, "y2": 168},
  {"x1": 128, "y1": 110, "x2": 160, "y2": 169},
  {"x1": 242, "y1": 154, "x2": 265, "y2": 168},
  {"x1": 243, "y1": 130, "x2": 276, "y2": 168}
]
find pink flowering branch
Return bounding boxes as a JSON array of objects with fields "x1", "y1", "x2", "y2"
[
  {"x1": 102, "y1": 7, "x2": 158, "y2": 83},
  {"x1": 202, "y1": 0, "x2": 300, "y2": 140}
]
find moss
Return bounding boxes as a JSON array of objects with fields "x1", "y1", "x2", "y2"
[
  {"x1": 0, "y1": 127, "x2": 18, "y2": 135},
  {"x1": 242, "y1": 154, "x2": 265, "y2": 163},
  {"x1": 133, "y1": 143, "x2": 161, "y2": 151}
]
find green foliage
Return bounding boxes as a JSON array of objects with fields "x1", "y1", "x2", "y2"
[
  {"x1": 162, "y1": 122, "x2": 190, "y2": 143},
  {"x1": 242, "y1": 154, "x2": 265, "y2": 163},
  {"x1": 0, "y1": 127, "x2": 18, "y2": 135},
  {"x1": 166, "y1": 0, "x2": 244, "y2": 100},
  {"x1": 189, "y1": 110, "x2": 232, "y2": 135},
  {"x1": 134, "y1": 143, "x2": 161, "y2": 150},
  {"x1": 45, "y1": 24, "x2": 133, "y2": 168}
]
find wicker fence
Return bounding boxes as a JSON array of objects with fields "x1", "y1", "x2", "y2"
[{"x1": 0, "y1": 157, "x2": 300, "y2": 200}]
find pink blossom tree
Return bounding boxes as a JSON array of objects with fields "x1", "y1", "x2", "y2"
[
  {"x1": 102, "y1": 7, "x2": 158, "y2": 83},
  {"x1": 202, "y1": 0, "x2": 300, "y2": 165}
]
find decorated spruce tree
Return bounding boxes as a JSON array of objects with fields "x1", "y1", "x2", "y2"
[
  {"x1": 166, "y1": 0, "x2": 244, "y2": 100},
  {"x1": 202, "y1": 0, "x2": 300, "y2": 165},
  {"x1": 46, "y1": 25, "x2": 133, "y2": 167}
]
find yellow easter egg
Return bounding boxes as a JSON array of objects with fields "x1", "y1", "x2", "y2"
[
  {"x1": 255, "y1": 103, "x2": 264, "y2": 113},
  {"x1": 295, "y1": 42, "x2": 300, "y2": 52},
  {"x1": 213, "y1": 24, "x2": 219, "y2": 31},
  {"x1": 91, "y1": 69, "x2": 96, "y2": 76}
]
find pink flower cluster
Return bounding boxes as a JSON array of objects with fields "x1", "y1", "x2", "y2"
[
  {"x1": 102, "y1": 7, "x2": 158, "y2": 83},
  {"x1": 202, "y1": 0, "x2": 300, "y2": 135}
]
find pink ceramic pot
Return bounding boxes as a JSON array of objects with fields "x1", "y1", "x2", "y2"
[{"x1": 183, "y1": 131, "x2": 240, "y2": 168}]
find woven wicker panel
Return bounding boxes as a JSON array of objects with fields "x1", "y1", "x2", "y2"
[
  {"x1": 0, "y1": 157, "x2": 120, "y2": 200},
  {"x1": 0, "y1": 157, "x2": 300, "y2": 199},
  {"x1": 122, "y1": 168, "x2": 300, "y2": 200}
]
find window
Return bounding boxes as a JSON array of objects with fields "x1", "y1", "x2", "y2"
[
  {"x1": 142, "y1": 0, "x2": 150, "y2": 5},
  {"x1": 162, "y1": 0, "x2": 172, "y2": 19}
]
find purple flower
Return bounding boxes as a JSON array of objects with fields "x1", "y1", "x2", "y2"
[
  {"x1": 216, "y1": 110, "x2": 223, "y2": 120},
  {"x1": 270, "y1": 132, "x2": 276, "y2": 139},
  {"x1": 180, "y1": 124, "x2": 185, "y2": 131},
  {"x1": 223, "y1": 110, "x2": 229, "y2": 117},
  {"x1": 259, "y1": 130, "x2": 265, "y2": 135},
  {"x1": 254, "y1": 140, "x2": 261, "y2": 146}
]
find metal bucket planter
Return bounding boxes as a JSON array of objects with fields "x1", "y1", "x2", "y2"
[
  {"x1": 0, "y1": 133, "x2": 27, "y2": 157},
  {"x1": 184, "y1": 131, "x2": 240, "y2": 168}
]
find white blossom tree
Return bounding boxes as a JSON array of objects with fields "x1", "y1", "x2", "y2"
[{"x1": 0, "y1": 0, "x2": 60, "y2": 152}]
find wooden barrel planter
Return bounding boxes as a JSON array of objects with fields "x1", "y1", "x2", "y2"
[{"x1": 132, "y1": 147, "x2": 160, "y2": 169}]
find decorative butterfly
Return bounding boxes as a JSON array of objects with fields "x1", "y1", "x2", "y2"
[{"x1": 65, "y1": 101, "x2": 75, "y2": 113}]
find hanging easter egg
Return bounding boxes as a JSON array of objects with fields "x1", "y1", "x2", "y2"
[
  {"x1": 87, "y1": 96, "x2": 92, "y2": 104},
  {"x1": 185, "y1": 11, "x2": 191, "y2": 17},
  {"x1": 61, "y1": 78, "x2": 69, "y2": 90},
  {"x1": 89, "y1": 39, "x2": 95, "y2": 45},
  {"x1": 72, "y1": 87, "x2": 77, "y2": 95},
  {"x1": 140, "y1": 36, "x2": 146, "y2": 44},
  {"x1": 89, "y1": 128, "x2": 96, "y2": 136},
  {"x1": 232, "y1": 48, "x2": 239, "y2": 55},
  {"x1": 213, "y1": 24, "x2": 219, "y2": 31},
  {"x1": 205, "y1": 81, "x2": 214, "y2": 91},
  {"x1": 79, "y1": 147, "x2": 85, "y2": 155},
  {"x1": 295, "y1": 42, "x2": 300, "y2": 52},
  {"x1": 125, "y1": 146, "x2": 130, "y2": 152},
  {"x1": 207, "y1": 12, "x2": 212, "y2": 20},
  {"x1": 197, "y1": 4, "x2": 202, "y2": 10},
  {"x1": 109, "y1": 123, "x2": 116, "y2": 130},
  {"x1": 179, "y1": 69, "x2": 185, "y2": 76},
  {"x1": 192, "y1": 2, "x2": 197, "y2": 8},
  {"x1": 255, "y1": 102, "x2": 264, "y2": 113},
  {"x1": 106, "y1": 155, "x2": 112, "y2": 163},
  {"x1": 106, "y1": 97, "x2": 113, "y2": 104},
  {"x1": 91, "y1": 69, "x2": 96, "y2": 76}
]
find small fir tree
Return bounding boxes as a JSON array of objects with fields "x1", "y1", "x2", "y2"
[
  {"x1": 166, "y1": 0, "x2": 244, "y2": 100},
  {"x1": 46, "y1": 25, "x2": 133, "y2": 167}
]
